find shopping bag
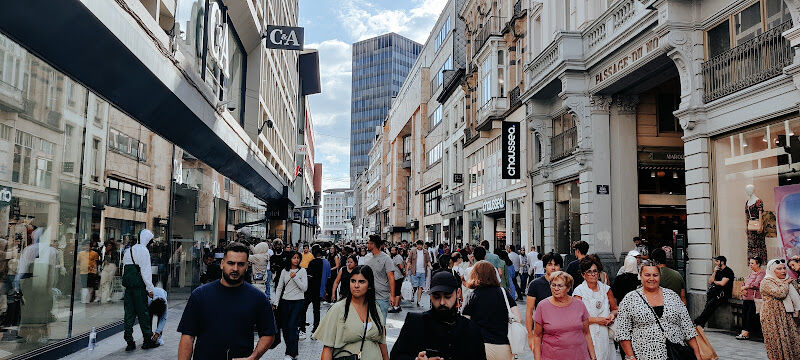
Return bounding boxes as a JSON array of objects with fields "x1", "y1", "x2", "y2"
[
  {"x1": 401, "y1": 278, "x2": 413, "y2": 300},
  {"x1": 694, "y1": 326, "x2": 719, "y2": 360}
]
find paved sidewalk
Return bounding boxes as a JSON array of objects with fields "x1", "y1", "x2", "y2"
[{"x1": 62, "y1": 296, "x2": 768, "y2": 360}]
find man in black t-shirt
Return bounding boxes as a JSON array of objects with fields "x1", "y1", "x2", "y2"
[
  {"x1": 565, "y1": 241, "x2": 589, "y2": 289},
  {"x1": 300, "y1": 246, "x2": 324, "y2": 337},
  {"x1": 178, "y1": 243, "x2": 276, "y2": 360},
  {"x1": 694, "y1": 255, "x2": 735, "y2": 327}
]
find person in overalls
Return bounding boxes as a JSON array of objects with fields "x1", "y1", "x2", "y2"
[{"x1": 122, "y1": 229, "x2": 159, "y2": 351}]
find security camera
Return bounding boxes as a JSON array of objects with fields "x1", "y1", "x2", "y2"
[{"x1": 215, "y1": 100, "x2": 236, "y2": 112}]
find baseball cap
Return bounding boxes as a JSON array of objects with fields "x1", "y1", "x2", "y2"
[{"x1": 430, "y1": 271, "x2": 459, "y2": 294}]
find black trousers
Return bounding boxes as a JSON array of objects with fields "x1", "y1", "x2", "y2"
[
  {"x1": 742, "y1": 299, "x2": 760, "y2": 333},
  {"x1": 299, "y1": 294, "x2": 320, "y2": 332},
  {"x1": 694, "y1": 294, "x2": 727, "y2": 327}
]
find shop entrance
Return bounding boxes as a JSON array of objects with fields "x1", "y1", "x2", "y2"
[
  {"x1": 494, "y1": 217, "x2": 507, "y2": 250},
  {"x1": 639, "y1": 206, "x2": 687, "y2": 268}
]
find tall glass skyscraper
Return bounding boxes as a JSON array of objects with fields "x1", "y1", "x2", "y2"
[{"x1": 351, "y1": 33, "x2": 421, "y2": 181}]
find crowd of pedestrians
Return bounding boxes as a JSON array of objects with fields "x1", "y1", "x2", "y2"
[{"x1": 113, "y1": 224, "x2": 800, "y2": 360}]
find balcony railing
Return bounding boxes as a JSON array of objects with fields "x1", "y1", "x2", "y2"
[
  {"x1": 551, "y1": 127, "x2": 577, "y2": 162},
  {"x1": 473, "y1": 16, "x2": 506, "y2": 59},
  {"x1": 702, "y1": 20, "x2": 793, "y2": 103},
  {"x1": 509, "y1": 85, "x2": 521, "y2": 107}
]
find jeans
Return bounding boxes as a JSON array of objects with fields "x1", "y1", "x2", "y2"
[
  {"x1": 279, "y1": 299, "x2": 304, "y2": 357},
  {"x1": 376, "y1": 299, "x2": 389, "y2": 324},
  {"x1": 300, "y1": 294, "x2": 321, "y2": 332},
  {"x1": 519, "y1": 272, "x2": 528, "y2": 298},
  {"x1": 410, "y1": 273, "x2": 426, "y2": 288},
  {"x1": 742, "y1": 299, "x2": 759, "y2": 333},
  {"x1": 694, "y1": 294, "x2": 727, "y2": 327}
]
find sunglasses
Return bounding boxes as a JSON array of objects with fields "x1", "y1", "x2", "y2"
[{"x1": 775, "y1": 259, "x2": 787, "y2": 264}]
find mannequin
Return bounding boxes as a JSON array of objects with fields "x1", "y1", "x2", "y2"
[{"x1": 745, "y1": 184, "x2": 768, "y2": 262}]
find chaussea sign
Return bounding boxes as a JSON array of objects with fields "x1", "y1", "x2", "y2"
[{"x1": 501, "y1": 121, "x2": 520, "y2": 179}]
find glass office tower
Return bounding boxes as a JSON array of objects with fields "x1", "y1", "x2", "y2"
[{"x1": 350, "y1": 33, "x2": 421, "y2": 182}]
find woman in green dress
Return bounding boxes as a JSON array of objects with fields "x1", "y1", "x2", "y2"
[{"x1": 312, "y1": 265, "x2": 389, "y2": 360}]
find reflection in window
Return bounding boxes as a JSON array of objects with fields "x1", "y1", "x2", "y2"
[{"x1": 106, "y1": 178, "x2": 148, "y2": 212}]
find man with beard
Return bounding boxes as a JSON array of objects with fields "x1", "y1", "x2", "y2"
[
  {"x1": 178, "y1": 242, "x2": 277, "y2": 360},
  {"x1": 390, "y1": 271, "x2": 485, "y2": 360}
]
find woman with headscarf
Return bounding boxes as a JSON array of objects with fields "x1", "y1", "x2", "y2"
[
  {"x1": 611, "y1": 250, "x2": 641, "y2": 304},
  {"x1": 249, "y1": 242, "x2": 272, "y2": 298},
  {"x1": 760, "y1": 258, "x2": 800, "y2": 360}
]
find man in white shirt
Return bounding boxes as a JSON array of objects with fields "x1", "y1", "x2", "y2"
[
  {"x1": 507, "y1": 245, "x2": 522, "y2": 298},
  {"x1": 526, "y1": 248, "x2": 539, "y2": 277},
  {"x1": 122, "y1": 229, "x2": 158, "y2": 351},
  {"x1": 407, "y1": 241, "x2": 431, "y2": 307}
]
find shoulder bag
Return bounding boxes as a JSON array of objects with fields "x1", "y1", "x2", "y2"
[
  {"x1": 500, "y1": 287, "x2": 527, "y2": 355},
  {"x1": 270, "y1": 272, "x2": 289, "y2": 349},
  {"x1": 121, "y1": 247, "x2": 141, "y2": 288},
  {"x1": 747, "y1": 201, "x2": 762, "y2": 232},
  {"x1": 333, "y1": 308, "x2": 370, "y2": 360},
  {"x1": 635, "y1": 290, "x2": 695, "y2": 360}
]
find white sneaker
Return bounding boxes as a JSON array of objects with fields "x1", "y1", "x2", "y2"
[
  {"x1": 284, "y1": 356, "x2": 294, "y2": 360},
  {"x1": 298, "y1": 331, "x2": 306, "y2": 340}
]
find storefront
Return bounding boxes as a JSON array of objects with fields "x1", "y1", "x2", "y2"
[
  {"x1": 712, "y1": 116, "x2": 800, "y2": 273},
  {"x1": 482, "y1": 194, "x2": 506, "y2": 249},
  {"x1": 441, "y1": 191, "x2": 464, "y2": 248},
  {"x1": 0, "y1": 0, "x2": 288, "y2": 356}
]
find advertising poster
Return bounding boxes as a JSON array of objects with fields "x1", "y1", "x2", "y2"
[{"x1": 774, "y1": 184, "x2": 800, "y2": 258}]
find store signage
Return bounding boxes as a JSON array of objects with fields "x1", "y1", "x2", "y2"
[
  {"x1": 207, "y1": 1, "x2": 230, "y2": 76},
  {"x1": 296, "y1": 144, "x2": 308, "y2": 155},
  {"x1": 482, "y1": 195, "x2": 506, "y2": 214},
  {"x1": 651, "y1": 152, "x2": 684, "y2": 161},
  {"x1": 453, "y1": 173, "x2": 463, "y2": 183},
  {"x1": 596, "y1": 185, "x2": 610, "y2": 195},
  {"x1": 592, "y1": 34, "x2": 662, "y2": 87},
  {"x1": 0, "y1": 186, "x2": 11, "y2": 207},
  {"x1": 266, "y1": 25, "x2": 304, "y2": 51},
  {"x1": 502, "y1": 121, "x2": 520, "y2": 179}
]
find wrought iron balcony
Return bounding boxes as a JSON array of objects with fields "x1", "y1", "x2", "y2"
[
  {"x1": 702, "y1": 20, "x2": 793, "y2": 103},
  {"x1": 472, "y1": 16, "x2": 506, "y2": 59},
  {"x1": 509, "y1": 85, "x2": 521, "y2": 107},
  {"x1": 550, "y1": 127, "x2": 577, "y2": 162}
]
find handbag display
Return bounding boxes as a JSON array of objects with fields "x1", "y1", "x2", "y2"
[
  {"x1": 747, "y1": 203, "x2": 762, "y2": 231},
  {"x1": 693, "y1": 326, "x2": 719, "y2": 360},
  {"x1": 500, "y1": 287, "x2": 527, "y2": 355},
  {"x1": 635, "y1": 291, "x2": 695, "y2": 360}
]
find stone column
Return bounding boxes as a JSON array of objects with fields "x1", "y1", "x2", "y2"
[
  {"x1": 586, "y1": 95, "x2": 614, "y2": 254},
  {"x1": 610, "y1": 95, "x2": 640, "y2": 259}
]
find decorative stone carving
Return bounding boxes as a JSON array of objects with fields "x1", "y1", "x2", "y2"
[
  {"x1": 613, "y1": 95, "x2": 639, "y2": 114},
  {"x1": 589, "y1": 95, "x2": 613, "y2": 113}
]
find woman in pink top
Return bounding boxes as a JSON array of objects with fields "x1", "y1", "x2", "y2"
[
  {"x1": 737, "y1": 256, "x2": 765, "y2": 340},
  {"x1": 532, "y1": 271, "x2": 597, "y2": 360}
]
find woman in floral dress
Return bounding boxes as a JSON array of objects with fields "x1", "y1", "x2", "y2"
[{"x1": 759, "y1": 259, "x2": 800, "y2": 360}]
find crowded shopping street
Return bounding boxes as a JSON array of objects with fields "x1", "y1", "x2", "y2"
[{"x1": 4, "y1": 0, "x2": 800, "y2": 359}]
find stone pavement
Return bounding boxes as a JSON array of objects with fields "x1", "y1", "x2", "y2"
[{"x1": 61, "y1": 295, "x2": 769, "y2": 360}]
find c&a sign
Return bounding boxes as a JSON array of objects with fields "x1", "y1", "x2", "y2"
[{"x1": 266, "y1": 26, "x2": 304, "y2": 51}]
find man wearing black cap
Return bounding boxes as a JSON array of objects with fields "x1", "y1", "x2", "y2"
[
  {"x1": 390, "y1": 271, "x2": 486, "y2": 360},
  {"x1": 695, "y1": 255, "x2": 735, "y2": 327}
]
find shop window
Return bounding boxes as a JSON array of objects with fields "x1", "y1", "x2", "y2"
[
  {"x1": 712, "y1": 117, "x2": 800, "y2": 274},
  {"x1": 657, "y1": 94, "x2": 681, "y2": 133},
  {"x1": 469, "y1": 209, "x2": 484, "y2": 245}
]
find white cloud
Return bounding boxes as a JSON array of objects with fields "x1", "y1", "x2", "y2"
[
  {"x1": 338, "y1": 0, "x2": 447, "y2": 43},
  {"x1": 324, "y1": 155, "x2": 341, "y2": 164}
]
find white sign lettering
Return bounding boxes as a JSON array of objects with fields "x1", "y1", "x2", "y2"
[{"x1": 207, "y1": 2, "x2": 230, "y2": 77}]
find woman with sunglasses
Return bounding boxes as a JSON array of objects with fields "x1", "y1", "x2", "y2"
[
  {"x1": 572, "y1": 255, "x2": 617, "y2": 360},
  {"x1": 531, "y1": 271, "x2": 597, "y2": 360},
  {"x1": 313, "y1": 265, "x2": 388, "y2": 360},
  {"x1": 759, "y1": 258, "x2": 800, "y2": 360}
]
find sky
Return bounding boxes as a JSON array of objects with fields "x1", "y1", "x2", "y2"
[{"x1": 299, "y1": 0, "x2": 447, "y2": 191}]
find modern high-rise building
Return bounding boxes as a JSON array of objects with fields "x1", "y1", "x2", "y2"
[{"x1": 350, "y1": 33, "x2": 421, "y2": 181}]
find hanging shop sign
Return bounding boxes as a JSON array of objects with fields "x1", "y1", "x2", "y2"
[
  {"x1": 265, "y1": 25, "x2": 304, "y2": 51},
  {"x1": 596, "y1": 185, "x2": 610, "y2": 195},
  {"x1": 453, "y1": 173, "x2": 463, "y2": 183},
  {"x1": 591, "y1": 34, "x2": 663, "y2": 89},
  {"x1": 482, "y1": 195, "x2": 506, "y2": 214},
  {"x1": 501, "y1": 121, "x2": 520, "y2": 179},
  {"x1": 0, "y1": 186, "x2": 11, "y2": 207}
]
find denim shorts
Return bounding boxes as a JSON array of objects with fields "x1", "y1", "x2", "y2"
[{"x1": 410, "y1": 273, "x2": 426, "y2": 288}]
